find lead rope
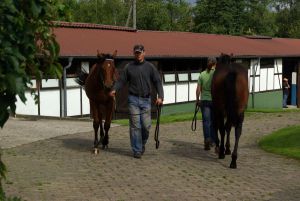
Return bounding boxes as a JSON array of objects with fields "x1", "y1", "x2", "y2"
[
  {"x1": 154, "y1": 105, "x2": 162, "y2": 149},
  {"x1": 191, "y1": 104, "x2": 200, "y2": 131}
]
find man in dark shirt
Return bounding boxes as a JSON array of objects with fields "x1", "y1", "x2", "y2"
[
  {"x1": 109, "y1": 44, "x2": 164, "y2": 159},
  {"x1": 283, "y1": 77, "x2": 290, "y2": 108}
]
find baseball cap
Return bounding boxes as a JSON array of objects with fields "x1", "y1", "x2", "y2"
[{"x1": 133, "y1": 44, "x2": 144, "y2": 53}]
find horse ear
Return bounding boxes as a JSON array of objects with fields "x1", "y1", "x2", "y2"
[
  {"x1": 97, "y1": 49, "x2": 105, "y2": 59},
  {"x1": 112, "y1": 50, "x2": 117, "y2": 58}
]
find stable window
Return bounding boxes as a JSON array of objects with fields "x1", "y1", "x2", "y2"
[
  {"x1": 163, "y1": 73, "x2": 176, "y2": 83},
  {"x1": 190, "y1": 72, "x2": 200, "y2": 82},
  {"x1": 177, "y1": 73, "x2": 189, "y2": 82}
]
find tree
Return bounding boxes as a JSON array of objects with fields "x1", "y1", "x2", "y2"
[
  {"x1": 243, "y1": 0, "x2": 277, "y2": 36},
  {"x1": 165, "y1": 0, "x2": 193, "y2": 31},
  {"x1": 0, "y1": 0, "x2": 64, "y2": 128},
  {"x1": 61, "y1": 0, "x2": 129, "y2": 26},
  {"x1": 193, "y1": 0, "x2": 248, "y2": 35},
  {"x1": 135, "y1": 0, "x2": 193, "y2": 31},
  {"x1": 274, "y1": 0, "x2": 300, "y2": 38},
  {"x1": 0, "y1": 0, "x2": 65, "y2": 198},
  {"x1": 60, "y1": 0, "x2": 193, "y2": 31},
  {"x1": 193, "y1": 0, "x2": 277, "y2": 36},
  {"x1": 136, "y1": 0, "x2": 170, "y2": 30}
]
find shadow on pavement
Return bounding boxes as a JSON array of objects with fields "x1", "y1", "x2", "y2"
[
  {"x1": 60, "y1": 136, "x2": 133, "y2": 158},
  {"x1": 60, "y1": 137, "x2": 92, "y2": 152},
  {"x1": 166, "y1": 139, "x2": 227, "y2": 165}
]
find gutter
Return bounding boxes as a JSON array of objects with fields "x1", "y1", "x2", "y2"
[{"x1": 62, "y1": 57, "x2": 73, "y2": 117}]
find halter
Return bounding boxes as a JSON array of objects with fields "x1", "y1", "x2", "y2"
[
  {"x1": 99, "y1": 58, "x2": 115, "y2": 90},
  {"x1": 105, "y1": 58, "x2": 113, "y2": 61}
]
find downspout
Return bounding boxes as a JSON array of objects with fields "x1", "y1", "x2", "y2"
[
  {"x1": 251, "y1": 58, "x2": 260, "y2": 108},
  {"x1": 62, "y1": 57, "x2": 73, "y2": 117}
]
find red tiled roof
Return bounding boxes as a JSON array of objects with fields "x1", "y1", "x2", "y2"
[{"x1": 52, "y1": 21, "x2": 300, "y2": 58}]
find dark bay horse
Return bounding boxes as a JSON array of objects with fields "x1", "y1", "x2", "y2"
[
  {"x1": 212, "y1": 54, "x2": 249, "y2": 168},
  {"x1": 76, "y1": 50, "x2": 118, "y2": 153}
]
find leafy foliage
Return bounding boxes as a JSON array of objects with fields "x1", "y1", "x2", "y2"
[
  {"x1": 274, "y1": 0, "x2": 300, "y2": 38},
  {"x1": 193, "y1": 0, "x2": 277, "y2": 36},
  {"x1": 0, "y1": 0, "x2": 65, "y2": 199},
  {"x1": 0, "y1": 0, "x2": 64, "y2": 128},
  {"x1": 57, "y1": 0, "x2": 300, "y2": 38},
  {"x1": 60, "y1": 0, "x2": 193, "y2": 31}
]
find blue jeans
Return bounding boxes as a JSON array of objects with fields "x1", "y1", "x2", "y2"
[
  {"x1": 283, "y1": 93, "x2": 288, "y2": 107},
  {"x1": 128, "y1": 95, "x2": 151, "y2": 154},
  {"x1": 200, "y1": 100, "x2": 215, "y2": 143}
]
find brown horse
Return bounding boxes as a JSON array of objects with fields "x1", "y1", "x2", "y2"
[
  {"x1": 76, "y1": 50, "x2": 118, "y2": 152},
  {"x1": 212, "y1": 54, "x2": 249, "y2": 168}
]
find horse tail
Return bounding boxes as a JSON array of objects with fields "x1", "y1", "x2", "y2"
[
  {"x1": 225, "y1": 69, "x2": 238, "y2": 125},
  {"x1": 75, "y1": 69, "x2": 89, "y2": 87}
]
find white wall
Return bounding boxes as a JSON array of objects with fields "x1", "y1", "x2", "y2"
[{"x1": 15, "y1": 91, "x2": 38, "y2": 115}]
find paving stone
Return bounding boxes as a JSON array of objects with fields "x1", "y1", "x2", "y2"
[{"x1": 1, "y1": 112, "x2": 300, "y2": 200}]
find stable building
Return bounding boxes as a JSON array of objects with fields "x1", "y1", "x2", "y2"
[{"x1": 16, "y1": 21, "x2": 300, "y2": 118}]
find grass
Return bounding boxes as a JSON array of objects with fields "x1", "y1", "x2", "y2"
[
  {"x1": 112, "y1": 108, "x2": 300, "y2": 126},
  {"x1": 246, "y1": 108, "x2": 299, "y2": 113},
  {"x1": 112, "y1": 112, "x2": 199, "y2": 126},
  {"x1": 259, "y1": 125, "x2": 300, "y2": 160}
]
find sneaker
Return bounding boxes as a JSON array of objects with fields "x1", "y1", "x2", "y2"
[
  {"x1": 204, "y1": 140, "x2": 211, "y2": 151},
  {"x1": 133, "y1": 152, "x2": 142, "y2": 159},
  {"x1": 141, "y1": 145, "x2": 145, "y2": 155}
]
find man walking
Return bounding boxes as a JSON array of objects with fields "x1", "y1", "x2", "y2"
[
  {"x1": 196, "y1": 57, "x2": 216, "y2": 150},
  {"x1": 109, "y1": 44, "x2": 164, "y2": 159}
]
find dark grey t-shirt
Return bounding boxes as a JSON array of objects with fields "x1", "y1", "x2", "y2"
[{"x1": 113, "y1": 60, "x2": 164, "y2": 99}]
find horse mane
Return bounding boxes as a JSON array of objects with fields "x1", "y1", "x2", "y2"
[{"x1": 75, "y1": 67, "x2": 88, "y2": 87}]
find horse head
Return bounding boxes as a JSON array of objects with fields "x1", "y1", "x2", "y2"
[
  {"x1": 96, "y1": 50, "x2": 118, "y2": 90},
  {"x1": 218, "y1": 53, "x2": 234, "y2": 64}
]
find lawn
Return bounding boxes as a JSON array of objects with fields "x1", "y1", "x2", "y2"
[
  {"x1": 112, "y1": 108, "x2": 300, "y2": 126},
  {"x1": 259, "y1": 125, "x2": 300, "y2": 160}
]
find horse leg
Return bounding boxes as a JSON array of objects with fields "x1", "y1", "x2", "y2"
[
  {"x1": 225, "y1": 120, "x2": 232, "y2": 155},
  {"x1": 97, "y1": 108, "x2": 106, "y2": 149},
  {"x1": 213, "y1": 111, "x2": 220, "y2": 154},
  {"x1": 218, "y1": 116, "x2": 226, "y2": 159},
  {"x1": 230, "y1": 113, "x2": 244, "y2": 169},
  {"x1": 91, "y1": 102, "x2": 100, "y2": 149},
  {"x1": 99, "y1": 119, "x2": 104, "y2": 145},
  {"x1": 102, "y1": 121, "x2": 110, "y2": 149},
  {"x1": 93, "y1": 121, "x2": 100, "y2": 148},
  {"x1": 102, "y1": 99, "x2": 114, "y2": 149}
]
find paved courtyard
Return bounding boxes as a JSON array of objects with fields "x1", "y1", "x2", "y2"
[{"x1": 1, "y1": 112, "x2": 300, "y2": 201}]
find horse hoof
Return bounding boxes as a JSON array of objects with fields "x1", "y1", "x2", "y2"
[
  {"x1": 225, "y1": 149, "x2": 231, "y2": 155},
  {"x1": 219, "y1": 154, "x2": 225, "y2": 159},
  {"x1": 102, "y1": 145, "x2": 108, "y2": 150},
  {"x1": 229, "y1": 162, "x2": 237, "y2": 169},
  {"x1": 214, "y1": 147, "x2": 219, "y2": 154},
  {"x1": 92, "y1": 148, "x2": 99, "y2": 155},
  {"x1": 230, "y1": 163, "x2": 237, "y2": 169}
]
